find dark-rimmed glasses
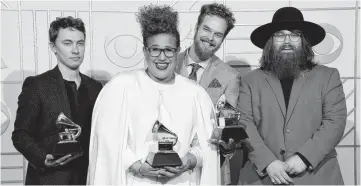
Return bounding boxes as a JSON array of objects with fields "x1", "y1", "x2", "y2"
[
  {"x1": 147, "y1": 47, "x2": 177, "y2": 58},
  {"x1": 273, "y1": 32, "x2": 302, "y2": 42}
]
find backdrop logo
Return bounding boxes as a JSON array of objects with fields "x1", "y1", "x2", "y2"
[
  {"x1": 1, "y1": 102, "x2": 11, "y2": 135},
  {"x1": 104, "y1": 34, "x2": 144, "y2": 68},
  {"x1": 313, "y1": 23, "x2": 343, "y2": 64}
]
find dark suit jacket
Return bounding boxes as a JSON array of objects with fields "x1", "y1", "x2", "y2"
[
  {"x1": 237, "y1": 65, "x2": 346, "y2": 185},
  {"x1": 12, "y1": 66, "x2": 103, "y2": 185}
]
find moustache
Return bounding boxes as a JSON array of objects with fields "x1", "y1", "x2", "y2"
[
  {"x1": 279, "y1": 44, "x2": 295, "y2": 51},
  {"x1": 200, "y1": 37, "x2": 216, "y2": 47}
]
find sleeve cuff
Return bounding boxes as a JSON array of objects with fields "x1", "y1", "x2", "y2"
[
  {"x1": 188, "y1": 147, "x2": 202, "y2": 167},
  {"x1": 295, "y1": 152, "x2": 313, "y2": 170}
]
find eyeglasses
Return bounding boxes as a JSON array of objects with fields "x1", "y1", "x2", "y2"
[
  {"x1": 147, "y1": 47, "x2": 177, "y2": 58},
  {"x1": 273, "y1": 32, "x2": 301, "y2": 42}
]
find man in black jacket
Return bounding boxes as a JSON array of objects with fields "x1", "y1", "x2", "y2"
[{"x1": 12, "y1": 16, "x2": 103, "y2": 185}]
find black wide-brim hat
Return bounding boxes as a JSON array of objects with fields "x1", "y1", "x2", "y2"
[{"x1": 251, "y1": 7, "x2": 326, "y2": 49}]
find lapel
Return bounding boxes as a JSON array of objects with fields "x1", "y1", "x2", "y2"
[
  {"x1": 285, "y1": 70, "x2": 309, "y2": 125},
  {"x1": 264, "y1": 71, "x2": 286, "y2": 118},
  {"x1": 176, "y1": 48, "x2": 222, "y2": 89},
  {"x1": 49, "y1": 66, "x2": 72, "y2": 119},
  {"x1": 199, "y1": 55, "x2": 221, "y2": 89},
  {"x1": 175, "y1": 50, "x2": 188, "y2": 77}
]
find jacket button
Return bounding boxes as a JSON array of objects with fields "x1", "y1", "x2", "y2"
[{"x1": 280, "y1": 150, "x2": 286, "y2": 155}]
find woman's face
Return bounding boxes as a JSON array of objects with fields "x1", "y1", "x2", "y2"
[{"x1": 144, "y1": 33, "x2": 179, "y2": 83}]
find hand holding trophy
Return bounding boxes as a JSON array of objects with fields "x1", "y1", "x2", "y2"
[
  {"x1": 210, "y1": 94, "x2": 248, "y2": 153},
  {"x1": 146, "y1": 121, "x2": 182, "y2": 168},
  {"x1": 52, "y1": 113, "x2": 84, "y2": 158}
]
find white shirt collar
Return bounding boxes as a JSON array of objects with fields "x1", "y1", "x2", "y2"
[{"x1": 185, "y1": 48, "x2": 210, "y2": 69}]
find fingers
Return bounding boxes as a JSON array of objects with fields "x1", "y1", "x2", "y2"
[
  {"x1": 288, "y1": 167, "x2": 297, "y2": 175},
  {"x1": 281, "y1": 171, "x2": 293, "y2": 183},
  {"x1": 285, "y1": 163, "x2": 292, "y2": 173},
  {"x1": 45, "y1": 154, "x2": 54, "y2": 161},
  {"x1": 147, "y1": 170, "x2": 164, "y2": 177},
  {"x1": 163, "y1": 166, "x2": 178, "y2": 174},
  {"x1": 208, "y1": 139, "x2": 219, "y2": 144},
  {"x1": 228, "y1": 138, "x2": 235, "y2": 145},
  {"x1": 218, "y1": 140, "x2": 228, "y2": 148},
  {"x1": 60, "y1": 154, "x2": 81, "y2": 165},
  {"x1": 159, "y1": 170, "x2": 176, "y2": 177},
  {"x1": 55, "y1": 154, "x2": 72, "y2": 164},
  {"x1": 272, "y1": 176, "x2": 282, "y2": 185},
  {"x1": 276, "y1": 173, "x2": 288, "y2": 184}
]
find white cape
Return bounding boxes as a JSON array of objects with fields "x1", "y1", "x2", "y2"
[{"x1": 87, "y1": 70, "x2": 219, "y2": 185}]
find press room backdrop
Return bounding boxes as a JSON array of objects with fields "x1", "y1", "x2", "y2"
[{"x1": 1, "y1": 0, "x2": 360, "y2": 185}]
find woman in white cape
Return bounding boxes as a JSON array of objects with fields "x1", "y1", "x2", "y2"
[{"x1": 87, "y1": 5, "x2": 219, "y2": 185}]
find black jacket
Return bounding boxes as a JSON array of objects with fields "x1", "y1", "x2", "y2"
[{"x1": 12, "y1": 66, "x2": 103, "y2": 185}]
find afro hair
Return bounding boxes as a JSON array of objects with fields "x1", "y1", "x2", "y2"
[{"x1": 136, "y1": 4, "x2": 180, "y2": 47}]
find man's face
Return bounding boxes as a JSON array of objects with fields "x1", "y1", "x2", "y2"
[
  {"x1": 266, "y1": 29, "x2": 305, "y2": 79},
  {"x1": 50, "y1": 28, "x2": 85, "y2": 70},
  {"x1": 272, "y1": 30, "x2": 302, "y2": 57},
  {"x1": 144, "y1": 33, "x2": 179, "y2": 83},
  {"x1": 194, "y1": 15, "x2": 227, "y2": 61}
]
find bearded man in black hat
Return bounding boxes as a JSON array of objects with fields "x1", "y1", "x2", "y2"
[{"x1": 237, "y1": 7, "x2": 346, "y2": 185}]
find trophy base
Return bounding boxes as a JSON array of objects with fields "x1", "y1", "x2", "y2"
[
  {"x1": 220, "y1": 126, "x2": 248, "y2": 155},
  {"x1": 146, "y1": 151, "x2": 182, "y2": 167},
  {"x1": 53, "y1": 141, "x2": 84, "y2": 158}
]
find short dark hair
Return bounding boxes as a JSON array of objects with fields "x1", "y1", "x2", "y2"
[
  {"x1": 136, "y1": 4, "x2": 180, "y2": 48},
  {"x1": 196, "y1": 3, "x2": 236, "y2": 37},
  {"x1": 49, "y1": 16, "x2": 86, "y2": 43}
]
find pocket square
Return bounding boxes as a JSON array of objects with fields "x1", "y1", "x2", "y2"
[{"x1": 208, "y1": 78, "x2": 222, "y2": 88}]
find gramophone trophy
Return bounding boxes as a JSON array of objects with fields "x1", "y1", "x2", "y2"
[
  {"x1": 53, "y1": 112, "x2": 83, "y2": 158},
  {"x1": 146, "y1": 120, "x2": 182, "y2": 167},
  {"x1": 213, "y1": 94, "x2": 248, "y2": 154}
]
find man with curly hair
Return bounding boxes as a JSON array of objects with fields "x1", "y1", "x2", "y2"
[
  {"x1": 175, "y1": 3, "x2": 241, "y2": 185},
  {"x1": 87, "y1": 4, "x2": 219, "y2": 185}
]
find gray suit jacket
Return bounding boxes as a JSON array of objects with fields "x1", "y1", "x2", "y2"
[
  {"x1": 237, "y1": 65, "x2": 346, "y2": 185},
  {"x1": 175, "y1": 49, "x2": 240, "y2": 108}
]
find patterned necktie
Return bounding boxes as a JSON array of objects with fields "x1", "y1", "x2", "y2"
[{"x1": 188, "y1": 63, "x2": 202, "y2": 81}]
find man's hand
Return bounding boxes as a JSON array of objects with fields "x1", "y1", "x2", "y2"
[
  {"x1": 285, "y1": 155, "x2": 307, "y2": 175},
  {"x1": 44, "y1": 154, "x2": 81, "y2": 167},
  {"x1": 162, "y1": 153, "x2": 196, "y2": 177},
  {"x1": 209, "y1": 138, "x2": 235, "y2": 155},
  {"x1": 266, "y1": 160, "x2": 293, "y2": 185}
]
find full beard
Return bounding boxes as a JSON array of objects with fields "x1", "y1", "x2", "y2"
[
  {"x1": 262, "y1": 45, "x2": 306, "y2": 79},
  {"x1": 193, "y1": 33, "x2": 220, "y2": 61}
]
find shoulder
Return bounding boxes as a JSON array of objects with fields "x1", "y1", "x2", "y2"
[
  {"x1": 310, "y1": 65, "x2": 341, "y2": 82},
  {"x1": 241, "y1": 69, "x2": 266, "y2": 84},
  {"x1": 81, "y1": 74, "x2": 103, "y2": 90},
  {"x1": 102, "y1": 70, "x2": 140, "y2": 90},
  {"x1": 213, "y1": 58, "x2": 239, "y2": 79},
  {"x1": 22, "y1": 70, "x2": 53, "y2": 87},
  {"x1": 312, "y1": 65, "x2": 339, "y2": 74}
]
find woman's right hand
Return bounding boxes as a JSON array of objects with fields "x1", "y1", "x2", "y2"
[{"x1": 131, "y1": 161, "x2": 175, "y2": 178}]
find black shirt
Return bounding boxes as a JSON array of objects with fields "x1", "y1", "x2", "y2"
[
  {"x1": 63, "y1": 78, "x2": 93, "y2": 183},
  {"x1": 280, "y1": 78, "x2": 294, "y2": 110}
]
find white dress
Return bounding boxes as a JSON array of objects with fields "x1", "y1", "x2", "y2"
[{"x1": 87, "y1": 70, "x2": 220, "y2": 185}]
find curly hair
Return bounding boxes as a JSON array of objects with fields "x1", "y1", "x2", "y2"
[
  {"x1": 49, "y1": 16, "x2": 85, "y2": 43},
  {"x1": 136, "y1": 4, "x2": 180, "y2": 48},
  {"x1": 196, "y1": 3, "x2": 236, "y2": 37}
]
